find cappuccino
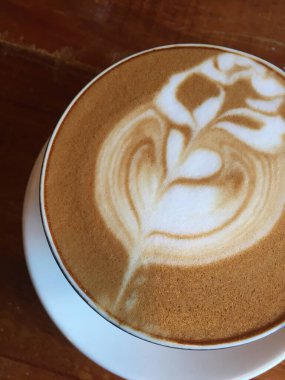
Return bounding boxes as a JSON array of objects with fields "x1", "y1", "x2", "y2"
[{"x1": 43, "y1": 46, "x2": 285, "y2": 345}]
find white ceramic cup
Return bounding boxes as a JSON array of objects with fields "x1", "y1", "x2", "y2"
[{"x1": 39, "y1": 44, "x2": 285, "y2": 350}]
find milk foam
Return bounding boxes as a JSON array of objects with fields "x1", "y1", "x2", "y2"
[{"x1": 95, "y1": 52, "x2": 285, "y2": 304}]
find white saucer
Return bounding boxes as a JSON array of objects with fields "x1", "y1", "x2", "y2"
[{"x1": 23, "y1": 149, "x2": 285, "y2": 380}]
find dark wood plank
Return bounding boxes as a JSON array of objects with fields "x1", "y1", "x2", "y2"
[
  {"x1": 0, "y1": 42, "x2": 119, "y2": 379},
  {"x1": 256, "y1": 362, "x2": 285, "y2": 380},
  {"x1": 0, "y1": 356, "x2": 77, "y2": 380},
  {"x1": 0, "y1": 0, "x2": 284, "y2": 70}
]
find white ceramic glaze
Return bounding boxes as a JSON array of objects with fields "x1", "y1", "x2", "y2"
[
  {"x1": 39, "y1": 44, "x2": 285, "y2": 350},
  {"x1": 23, "y1": 148, "x2": 285, "y2": 379}
]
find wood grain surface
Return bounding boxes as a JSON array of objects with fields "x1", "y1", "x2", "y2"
[{"x1": 1, "y1": 1, "x2": 284, "y2": 379}]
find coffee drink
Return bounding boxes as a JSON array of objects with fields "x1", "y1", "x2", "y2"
[{"x1": 43, "y1": 46, "x2": 285, "y2": 345}]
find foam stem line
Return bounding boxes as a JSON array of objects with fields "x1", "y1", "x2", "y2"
[{"x1": 114, "y1": 244, "x2": 143, "y2": 309}]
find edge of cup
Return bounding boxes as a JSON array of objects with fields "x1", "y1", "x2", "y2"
[{"x1": 39, "y1": 43, "x2": 285, "y2": 350}]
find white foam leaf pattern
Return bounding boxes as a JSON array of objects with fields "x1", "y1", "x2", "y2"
[
  {"x1": 95, "y1": 52, "x2": 285, "y2": 307},
  {"x1": 156, "y1": 72, "x2": 195, "y2": 128},
  {"x1": 166, "y1": 129, "x2": 185, "y2": 173},
  {"x1": 252, "y1": 75, "x2": 285, "y2": 97},
  {"x1": 176, "y1": 149, "x2": 222, "y2": 180},
  {"x1": 193, "y1": 91, "x2": 224, "y2": 130},
  {"x1": 148, "y1": 184, "x2": 224, "y2": 235},
  {"x1": 246, "y1": 97, "x2": 283, "y2": 113},
  {"x1": 216, "y1": 108, "x2": 285, "y2": 153},
  {"x1": 217, "y1": 53, "x2": 236, "y2": 71}
]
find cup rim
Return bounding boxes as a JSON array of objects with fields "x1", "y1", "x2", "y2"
[{"x1": 39, "y1": 43, "x2": 285, "y2": 350}]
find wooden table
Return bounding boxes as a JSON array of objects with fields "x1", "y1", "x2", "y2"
[{"x1": 1, "y1": 1, "x2": 284, "y2": 379}]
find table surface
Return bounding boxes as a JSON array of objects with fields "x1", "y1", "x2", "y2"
[{"x1": 1, "y1": 1, "x2": 285, "y2": 379}]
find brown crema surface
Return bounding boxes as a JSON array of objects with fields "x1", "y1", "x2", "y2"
[{"x1": 44, "y1": 47, "x2": 285, "y2": 345}]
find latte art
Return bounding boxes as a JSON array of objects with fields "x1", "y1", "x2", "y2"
[
  {"x1": 96, "y1": 53, "x2": 285, "y2": 302},
  {"x1": 44, "y1": 47, "x2": 285, "y2": 345}
]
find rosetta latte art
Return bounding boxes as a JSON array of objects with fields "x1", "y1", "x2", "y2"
[{"x1": 95, "y1": 53, "x2": 285, "y2": 304}]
